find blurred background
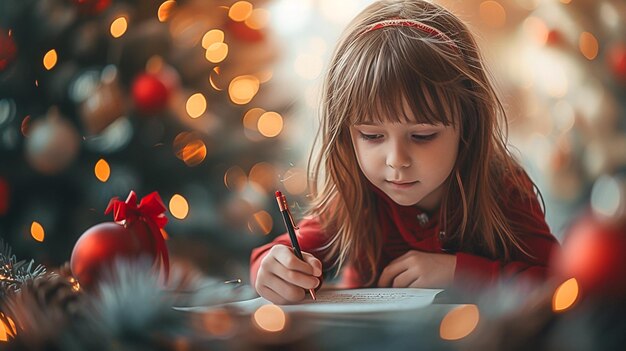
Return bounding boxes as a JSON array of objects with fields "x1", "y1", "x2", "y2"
[{"x1": 1, "y1": 0, "x2": 625, "y2": 283}]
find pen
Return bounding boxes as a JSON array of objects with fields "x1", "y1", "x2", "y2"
[{"x1": 275, "y1": 190, "x2": 317, "y2": 300}]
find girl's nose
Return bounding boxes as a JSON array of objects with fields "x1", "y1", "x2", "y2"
[{"x1": 385, "y1": 142, "x2": 411, "y2": 169}]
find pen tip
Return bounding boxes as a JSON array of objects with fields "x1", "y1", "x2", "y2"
[{"x1": 275, "y1": 190, "x2": 282, "y2": 198}]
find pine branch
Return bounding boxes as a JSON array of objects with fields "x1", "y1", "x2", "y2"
[{"x1": 0, "y1": 238, "x2": 47, "y2": 299}]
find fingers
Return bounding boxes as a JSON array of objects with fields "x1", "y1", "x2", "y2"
[
  {"x1": 390, "y1": 269, "x2": 420, "y2": 288},
  {"x1": 302, "y1": 252, "x2": 322, "y2": 277},
  {"x1": 257, "y1": 272, "x2": 306, "y2": 303},
  {"x1": 270, "y1": 256, "x2": 320, "y2": 290},
  {"x1": 255, "y1": 245, "x2": 323, "y2": 304},
  {"x1": 378, "y1": 263, "x2": 407, "y2": 287},
  {"x1": 271, "y1": 245, "x2": 317, "y2": 275}
]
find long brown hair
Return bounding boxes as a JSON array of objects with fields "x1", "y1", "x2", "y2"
[{"x1": 308, "y1": 0, "x2": 539, "y2": 285}]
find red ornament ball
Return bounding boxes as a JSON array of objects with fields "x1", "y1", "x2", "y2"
[
  {"x1": 70, "y1": 221, "x2": 158, "y2": 290},
  {"x1": 0, "y1": 29, "x2": 17, "y2": 71},
  {"x1": 553, "y1": 215, "x2": 626, "y2": 299},
  {"x1": 131, "y1": 73, "x2": 170, "y2": 115},
  {"x1": 607, "y1": 43, "x2": 626, "y2": 82},
  {"x1": 72, "y1": 0, "x2": 112, "y2": 15},
  {"x1": 226, "y1": 21, "x2": 265, "y2": 43}
]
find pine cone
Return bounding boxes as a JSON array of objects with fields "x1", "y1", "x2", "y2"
[
  {"x1": 1, "y1": 273, "x2": 85, "y2": 350},
  {"x1": 21, "y1": 273, "x2": 83, "y2": 316}
]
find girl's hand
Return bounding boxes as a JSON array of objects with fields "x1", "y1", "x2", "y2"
[
  {"x1": 377, "y1": 250, "x2": 456, "y2": 288},
  {"x1": 255, "y1": 244, "x2": 322, "y2": 304}
]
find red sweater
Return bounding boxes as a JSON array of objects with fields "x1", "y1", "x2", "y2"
[{"x1": 250, "y1": 175, "x2": 559, "y2": 291}]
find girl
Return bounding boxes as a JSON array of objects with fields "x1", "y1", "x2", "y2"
[{"x1": 251, "y1": 0, "x2": 558, "y2": 304}]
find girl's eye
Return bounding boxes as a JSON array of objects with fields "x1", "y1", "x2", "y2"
[
  {"x1": 412, "y1": 133, "x2": 437, "y2": 141},
  {"x1": 359, "y1": 132, "x2": 383, "y2": 141}
]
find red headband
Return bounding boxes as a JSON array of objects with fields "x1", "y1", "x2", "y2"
[{"x1": 361, "y1": 18, "x2": 460, "y2": 53}]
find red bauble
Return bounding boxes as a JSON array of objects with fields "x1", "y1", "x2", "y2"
[
  {"x1": 0, "y1": 30, "x2": 17, "y2": 71},
  {"x1": 72, "y1": 0, "x2": 112, "y2": 15},
  {"x1": 607, "y1": 43, "x2": 626, "y2": 82},
  {"x1": 131, "y1": 73, "x2": 170, "y2": 115},
  {"x1": 226, "y1": 21, "x2": 265, "y2": 43},
  {"x1": 553, "y1": 215, "x2": 626, "y2": 299},
  {"x1": 70, "y1": 221, "x2": 158, "y2": 290}
]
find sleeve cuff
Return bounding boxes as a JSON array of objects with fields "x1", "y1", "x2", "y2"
[{"x1": 454, "y1": 252, "x2": 500, "y2": 289}]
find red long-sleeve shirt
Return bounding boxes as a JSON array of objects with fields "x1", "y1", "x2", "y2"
[{"x1": 250, "y1": 174, "x2": 559, "y2": 291}]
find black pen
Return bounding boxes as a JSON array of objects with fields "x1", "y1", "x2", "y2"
[{"x1": 275, "y1": 190, "x2": 316, "y2": 300}]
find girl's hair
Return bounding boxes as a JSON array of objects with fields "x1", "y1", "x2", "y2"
[{"x1": 307, "y1": 0, "x2": 539, "y2": 285}]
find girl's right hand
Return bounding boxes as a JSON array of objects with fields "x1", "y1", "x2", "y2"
[{"x1": 254, "y1": 244, "x2": 322, "y2": 304}]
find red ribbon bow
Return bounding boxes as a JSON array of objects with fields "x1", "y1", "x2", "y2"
[{"x1": 105, "y1": 191, "x2": 170, "y2": 281}]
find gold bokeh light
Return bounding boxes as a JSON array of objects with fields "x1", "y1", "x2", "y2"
[
  {"x1": 229, "y1": 1, "x2": 253, "y2": 22},
  {"x1": 249, "y1": 162, "x2": 275, "y2": 192},
  {"x1": 209, "y1": 66, "x2": 223, "y2": 91},
  {"x1": 0, "y1": 314, "x2": 16, "y2": 341},
  {"x1": 224, "y1": 166, "x2": 248, "y2": 191},
  {"x1": 479, "y1": 1, "x2": 506, "y2": 28},
  {"x1": 552, "y1": 278, "x2": 579, "y2": 312},
  {"x1": 94, "y1": 159, "x2": 111, "y2": 182},
  {"x1": 110, "y1": 17, "x2": 128, "y2": 38},
  {"x1": 201, "y1": 309, "x2": 236, "y2": 338},
  {"x1": 146, "y1": 55, "x2": 164, "y2": 74},
  {"x1": 245, "y1": 8, "x2": 270, "y2": 30},
  {"x1": 439, "y1": 304, "x2": 480, "y2": 341},
  {"x1": 205, "y1": 42, "x2": 229, "y2": 63},
  {"x1": 579, "y1": 31, "x2": 599, "y2": 60},
  {"x1": 256, "y1": 69, "x2": 273, "y2": 84},
  {"x1": 202, "y1": 29, "x2": 225, "y2": 49},
  {"x1": 169, "y1": 194, "x2": 189, "y2": 220},
  {"x1": 174, "y1": 132, "x2": 207, "y2": 166},
  {"x1": 257, "y1": 111, "x2": 283, "y2": 138},
  {"x1": 158, "y1": 1, "x2": 177, "y2": 22},
  {"x1": 243, "y1": 108, "x2": 265, "y2": 131},
  {"x1": 181, "y1": 139, "x2": 207, "y2": 166},
  {"x1": 228, "y1": 75, "x2": 260, "y2": 105},
  {"x1": 249, "y1": 210, "x2": 273, "y2": 235},
  {"x1": 282, "y1": 168, "x2": 308, "y2": 195},
  {"x1": 43, "y1": 49, "x2": 58, "y2": 70},
  {"x1": 186, "y1": 93, "x2": 207, "y2": 118},
  {"x1": 30, "y1": 221, "x2": 45, "y2": 242},
  {"x1": 253, "y1": 304, "x2": 286, "y2": 332}
]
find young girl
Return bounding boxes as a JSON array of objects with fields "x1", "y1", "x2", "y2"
[{"x1": 251, "y1": 0, "x2": 558, "y2": 304}]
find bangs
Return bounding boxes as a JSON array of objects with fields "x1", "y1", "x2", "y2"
[{"x1": 340, "y1": 28, "x2": 467, "y2": 127}]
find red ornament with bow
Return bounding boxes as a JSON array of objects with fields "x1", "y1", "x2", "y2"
[{"x1": 70, "y1": 191, "x2": 170, "y2": 290}]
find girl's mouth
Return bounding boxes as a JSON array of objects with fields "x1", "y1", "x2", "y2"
[{"x1": 386, "y1": 180, "x2": 419, "y2": 188}]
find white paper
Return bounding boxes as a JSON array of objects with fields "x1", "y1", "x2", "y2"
[{"x1": 175, "y1": 288, "x2": 443, "y2": 314}]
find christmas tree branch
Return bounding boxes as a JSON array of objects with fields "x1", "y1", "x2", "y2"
[{"x1": 0, "y1": 238, "x2": 47, "y2": 298}]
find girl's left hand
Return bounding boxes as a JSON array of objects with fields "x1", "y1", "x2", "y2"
[{"x1": 377, "y1": 250, "x2": 457, "y2": 288}]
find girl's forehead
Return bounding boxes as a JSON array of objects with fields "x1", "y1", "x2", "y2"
[
  {"x1": 348, "y1": 97, "x2": 454, "y2": 126},
  {"x1": 353, "y1": 121, "x2": 445, "y2": 127}
]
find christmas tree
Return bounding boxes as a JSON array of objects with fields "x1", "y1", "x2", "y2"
[
  {"x1": 0, "y1": 0, "x2": 308, "y2": 281},
  {"x1": 1, "y1": 0, "x2": 626, "y2": 349}
]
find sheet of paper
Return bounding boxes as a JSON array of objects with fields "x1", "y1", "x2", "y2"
[{"x1": 175, "y1": 288, "x2": 443, "y2": 314}]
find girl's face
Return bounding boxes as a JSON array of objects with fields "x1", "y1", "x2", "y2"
[{"x1": 349, "y1": 119, "x2": 460, "y2": 211}]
